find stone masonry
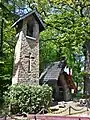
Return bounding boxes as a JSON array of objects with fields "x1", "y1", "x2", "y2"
[{"x1": 12, "y1": 11, "x2": 44, "y2": 84}]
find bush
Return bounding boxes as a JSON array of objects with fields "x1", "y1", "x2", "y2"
[{"x1": 4, "y1": 84, "x2": 52, "y2": 114}]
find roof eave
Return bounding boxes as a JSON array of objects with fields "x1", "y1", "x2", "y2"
[{"x1": 11, "y1": 10, "x2": 45, "y2": 32}]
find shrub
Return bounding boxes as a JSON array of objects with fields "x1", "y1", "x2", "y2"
[{"x1": 4, "y1": 84, "x2": 52, "y2": 114}]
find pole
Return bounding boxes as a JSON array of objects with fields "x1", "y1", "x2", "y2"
[
  {"x1": 34, "y1": 114, "x2": 37, "y2": 120},
  {"x1": 69, "y1": 106, "x2": 71, "y2": 115}
]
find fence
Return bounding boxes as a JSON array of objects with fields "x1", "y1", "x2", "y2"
[
  {"x1": 51, "y1": 104, "x2": 89, "y2": 115},
  {"x1": 27, "y1": 115, "x2": 90, "y2": 120},
  {"x1": 0, "y1": 105, "x2": 90, "y2": 120},
  {"x1": 27, "y1": 105, "x2": 90, "y2": 120}
]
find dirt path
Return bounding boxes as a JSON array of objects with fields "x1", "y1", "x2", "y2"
[{"x1": 48, "y1": 101, "x2": 90, "y2": 116}]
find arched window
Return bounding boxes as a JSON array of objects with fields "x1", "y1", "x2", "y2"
[
  {"x1": 26, "y1": 17, "x2": 39, "y2": 40},
  {"x1": 27, "y1": 19, "x2": 34, "y2": 37}
]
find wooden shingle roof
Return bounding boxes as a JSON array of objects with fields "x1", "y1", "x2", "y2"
[
  {"x1": 12, "y1": 10, "x2": 45, "y2": 32},
  {"x1": 42, "y1": 61, "x2": 66, "y2": 84}
]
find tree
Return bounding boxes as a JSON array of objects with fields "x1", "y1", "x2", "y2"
[
  {"x1": 0, "y1": 0, "x2": 90, "y2": 93},
  {"x1": 36, "y1": 0, "x2": 90, "y2": 90},
  {"x1": 0, "y1": 1, "x2": 16, "y2": 102}
]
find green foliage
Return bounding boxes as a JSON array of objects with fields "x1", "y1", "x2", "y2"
[
  {"x1": 0, "y1": 2, "x2": 16, "y2": 105},
  {"x1": 40, "y1": 34, "x2": 57, "y2": 72},
  {"x1": 40, "y1": 8, "x2": 90, "y2": 84},
  {"x1": 0, "y1": 20, "x2": 16, "y2": 95},
  {"x1": 4, "y1": 84, "x2": 52, "y2": 114}
]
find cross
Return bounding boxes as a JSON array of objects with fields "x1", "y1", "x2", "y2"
[{"x1": 25, "y1": 53, "x2": 34, "y2": 72}]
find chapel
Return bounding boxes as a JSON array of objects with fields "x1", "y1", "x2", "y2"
[{"x1": 40, "y1": 60, "x2": 77, "y2": 101}]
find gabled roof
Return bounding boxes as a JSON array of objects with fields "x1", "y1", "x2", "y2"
[
  {"x1": 40, "y1": 61, "x2": 66, "y2": 84},
  {"x1": 12, "y1": 10, "x2": 45, "y2": 32},
  {"x1": 40, "y1": 61, "x2": 77, "y2": 91}
]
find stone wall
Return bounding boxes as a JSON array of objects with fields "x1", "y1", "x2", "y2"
[{"x1": 12, "y1": 16, "x2": 39, "y2": 85}]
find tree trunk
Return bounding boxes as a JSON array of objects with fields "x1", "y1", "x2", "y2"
[
  {"x1": 84, "y1": 41, "x2": 90, "y2": 95},
  {"x1": 0, "y1": 19, "x2": 3, "y2": 57}
]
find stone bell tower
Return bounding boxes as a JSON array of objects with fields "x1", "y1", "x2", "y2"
[{"x1": 12, "y1": 10, "x2": 44, "y2": 84}]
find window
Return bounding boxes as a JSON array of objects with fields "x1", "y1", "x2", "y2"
[
  {"x1": 26, "y1": 17, "x2": 39, "y2": 40},
  {"x1": 27, "y1": 22, "x2": 33, "y2": 37}
]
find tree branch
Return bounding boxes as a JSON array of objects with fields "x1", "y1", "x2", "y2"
[{"x1": 46, "y1": 23, "x2": 60, "y2": 31}]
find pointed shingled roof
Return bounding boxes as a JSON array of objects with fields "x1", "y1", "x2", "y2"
[
  {"x1": 40, "y1": 61, "x2": 66, "y2": 84},
  {"x1": 12, "y1": 10, "x2": 45, "y2": 32},
  {"x1": 40, "y1": 61, "x2": 76, "y2": 90}
]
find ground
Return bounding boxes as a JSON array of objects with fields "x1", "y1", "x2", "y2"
[
  {"x1": 49, "y1": 100, "x2": 90, "y2": 117},
  {"x1": 0, "y1": 100, "x2": 90, "y2": 120}
]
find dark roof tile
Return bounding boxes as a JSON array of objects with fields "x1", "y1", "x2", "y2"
[{"x1": 12, "y1": 10, "x2": 45, "y2": 32}]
